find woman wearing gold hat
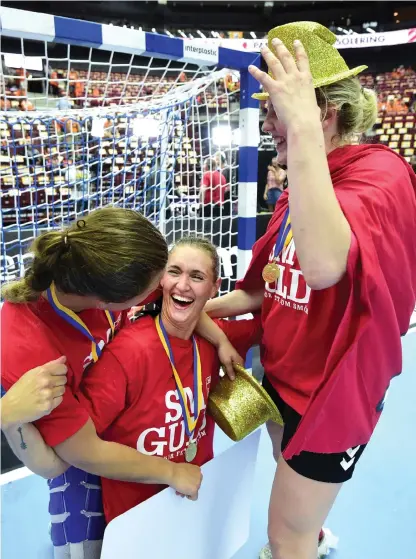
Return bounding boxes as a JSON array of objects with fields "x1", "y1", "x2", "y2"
[{"x1": 205, "y1": 21, "x2": 416, "y2": 559}]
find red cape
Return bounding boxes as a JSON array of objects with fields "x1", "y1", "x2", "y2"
[{"x1": 242, "y1": 144, "x2": 416, "y2": 456}]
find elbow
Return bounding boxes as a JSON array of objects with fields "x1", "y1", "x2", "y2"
[
  {"x1": 303, "y1": 262, "x2": 347, "y2": 291},
  {"x1": 29, "y1": 461, "x2": 70, "y2": 480}
]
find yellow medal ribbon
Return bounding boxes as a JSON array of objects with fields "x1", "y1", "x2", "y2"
[
  {"x1": 46, "y1": 282, "x2": 115, "y2": 363},
  {"x1": 155, "y1": 314, "x2": 203, "y2": 437}
]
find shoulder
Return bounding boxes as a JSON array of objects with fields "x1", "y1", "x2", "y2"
[
  {"x1": 1, "y1": 302, "x2": 63, "y2": 386},
  {"x1": 333, "y1": 145, "x2": 415, "y2": 203},
  {"x1": 333, "y1": 145, "x2": 411, "y2": 182},
  {"x1": 1, "y1": 300, "x2": 52, "y2": 340},
  {"x1": 106, "y1": 315, "x2": 158, "y2": 361}
]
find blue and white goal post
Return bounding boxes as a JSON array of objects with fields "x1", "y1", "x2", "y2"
[{"x1": 0, "y1": 6, "x2": 261, "y2": 299}]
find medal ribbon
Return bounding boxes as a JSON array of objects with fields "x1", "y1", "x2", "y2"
[
  {"x1": 273, "y1": 208, "x2": 292, "y2": 261},
  {"x1": 155, "y1": 314, "x2": 203, "y2": 438},
  {"x1": 46, "y1": 282, "x2": 115, "y2": 363}
]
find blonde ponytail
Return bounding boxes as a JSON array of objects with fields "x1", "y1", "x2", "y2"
[
  {"x1": 316, "y1": 77, "x2": 378, "y2": 145},
  {"x1": 360, "y1": 87, "x2": 378, "y2": 133}
]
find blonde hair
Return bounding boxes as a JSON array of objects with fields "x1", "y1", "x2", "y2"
[
  {"x1": 316, "y1": 76, "x2": 378, "y2": 145},
  {"x1": 2, "y1": 207, "x2": 168, "y2": 304}
]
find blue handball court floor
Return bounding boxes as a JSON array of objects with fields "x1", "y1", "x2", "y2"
[{"x1": 1, "y1": 327, "x2": 415, "y2": 559}]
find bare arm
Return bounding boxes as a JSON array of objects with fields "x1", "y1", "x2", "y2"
[
  {"x1": 1, "y1": 357, "x2": 70, "y2": 478},
  {"x1": 249, "y1": 42, "x2": 351, "y2": 290},
  {"x1": 204, "y1": 289, "x2": 264, "y2": 319},
  {"x1": 54, "y1": 419, "x2": 201, "y2": 499},
  {"x1": 195, "y1": 312, "x2": 243, "y2": 380},
  {"x1": 287, "y1": 120, "x2": 351, "y2": 289},
  {"x1": 2, "y1": 421, "x2": 69, "y2": 479}
]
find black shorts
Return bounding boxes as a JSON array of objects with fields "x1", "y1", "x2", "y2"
[{"x1": 262, "y1": 375, "x2": 367, "y2": 483}]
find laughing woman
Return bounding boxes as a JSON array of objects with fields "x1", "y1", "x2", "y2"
[
  {"x1": 75, "y1": 236, "x2": 260, "y2": 523},
  {"x1": 5, "y1": 237, "x2": 260, "y2": 528}
]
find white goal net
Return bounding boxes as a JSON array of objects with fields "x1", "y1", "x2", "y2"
[{"x1": 1, "y1": 29, "x2": 244, "y2": 295}]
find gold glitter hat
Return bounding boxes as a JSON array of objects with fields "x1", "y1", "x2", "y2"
[
  {"x1": 208, "y1": 364, "x2": 283, "y2": 442},
  {"x1": 252, "y1": 21, "x2": 367, "y2": 100}
]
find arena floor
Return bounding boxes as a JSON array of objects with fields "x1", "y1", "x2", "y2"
[{"x1": 1, "y1": 328, "x2": 415, "y2": 559}]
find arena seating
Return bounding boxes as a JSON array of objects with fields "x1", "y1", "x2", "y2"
[
  {"x1": 1, "y1": 67, "x2": 415, "y2": 228},
  {"x1": 360, "y1": 68, "x2": 416, "y2": 163},
  {"x1": 1, "y1": 68, "x2": 234, "y2": 111}
]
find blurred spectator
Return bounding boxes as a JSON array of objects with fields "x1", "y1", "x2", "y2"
[
  {"x1": 57, "y1": 94, "x2": 72, "y2": 111},
  {"x1": 199, "y1": 157, "x2": 227, "y2": 218},
  {"x1": 263, "y1": 157, "x2": 286, "y2": 211},
  {"x1": 49, "y1": 69, "x2": 60, "y2": 96}
]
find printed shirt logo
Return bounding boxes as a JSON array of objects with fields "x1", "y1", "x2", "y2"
[
  {"x1": 136, "y1": 377, "x2": 212, "y2": 461},
  {"x1": 264, "y1": 238, "x2": 311, "y2": 314}
]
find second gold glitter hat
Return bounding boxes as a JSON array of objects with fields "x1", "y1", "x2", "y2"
[
  {"x1": 208, "y1": 364, "x2": 283, "y2": 442},
  {"x1": 252, "y1": 21, "x2": 367, "y2": 100}
]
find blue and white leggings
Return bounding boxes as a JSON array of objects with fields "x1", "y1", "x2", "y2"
[{"x1": 48, "y1": 467, "x2": 105, "y2": 559}]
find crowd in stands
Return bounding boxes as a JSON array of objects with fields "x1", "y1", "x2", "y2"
[
  {"x1": 1, "y1": 66, "x2": 235, "y2": 112},
  {"x1": 359, "y1": 67, "x2": 416, "y2": 164},
  {"x1": 1, "y1": 65, "x2": 415, "y2": 228}
]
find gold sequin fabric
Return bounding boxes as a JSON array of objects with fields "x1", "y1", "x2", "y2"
[
  {"x1": 253, "y1": 21, "x2": 367, "y2": 99},
  {"x1": 208, "y1": 365, "x2": 283, "y2": 442}
]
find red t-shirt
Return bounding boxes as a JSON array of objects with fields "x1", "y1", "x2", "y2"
[
  {"x1": 201, "y1": 170, "x2": 227, "y2": 204},
  {"x1": 237, "y1": 144, "x2": 416, "y2": 458},
  {"x1": 1, "y1": 298, "x2": 126, "y2": 446},
  {"x1": 237, "y1": 208, "x2": 357, "y2": 415},
  {"x1": 76, "y1": 314, "x2": 261, "y2": 523}
]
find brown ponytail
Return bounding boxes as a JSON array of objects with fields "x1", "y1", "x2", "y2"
[{"x1": 1, "y1": 207, "x2": 168, "y2": 304}]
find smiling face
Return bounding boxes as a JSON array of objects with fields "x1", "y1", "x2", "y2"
[
  {"x1": 262, "y1": 100, "x2": 338, "y2": 166},
  {"x1": 262, "y1": 103, "x2": 289, "y2": 166},
  {"x1": 161, "y1": 245, "x2": 220, "y2": 332}
]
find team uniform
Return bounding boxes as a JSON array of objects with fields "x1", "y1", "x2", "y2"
[
  {"x1": 237, "y1": 144, "x2": 416, "y2": 483},
  {"x1": 1, "y1": 297, "x2": 128, "y2": 557},
  {"x1": 76, "y1": 314, "x2": 261, "y2": 523}
]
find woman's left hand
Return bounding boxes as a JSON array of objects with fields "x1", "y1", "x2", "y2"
[
  {"x1": 218, "y1": 339, "x2": 244, "y2": 381},
  {"x1": 248, "y1": 39, "x2": 320, "y2": 129}
]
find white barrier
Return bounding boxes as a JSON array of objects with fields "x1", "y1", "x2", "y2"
[{"x1": 101, "y1": 430, "x2": 261, "y2": 559}]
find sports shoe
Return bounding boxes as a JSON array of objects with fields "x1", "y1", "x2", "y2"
[
  {"x1": 317, "y1": 528, "x2": 339, "y2": 557},
  {"x1": 259, "y1": 527, "x2": 339, "y2": 558}
]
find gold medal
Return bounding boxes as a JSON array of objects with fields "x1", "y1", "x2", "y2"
[
  {"x1": 185, "y1": 441, "x2": 198, "y2": 463},
  {"x1": 262, "y1": 263, "x2": 280, "y2": 283}
]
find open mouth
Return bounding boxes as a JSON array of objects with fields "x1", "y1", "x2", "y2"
[
  {"x1": 171, "y1": 294, "x2": 194, "y2": 309},
  {"x1": 275, "y1": 137, "x2": 286, "y2": 148}
]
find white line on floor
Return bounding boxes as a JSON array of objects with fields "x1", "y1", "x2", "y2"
[{"x1": 0, "y1": 466, "x2": 34, "y2": 486}]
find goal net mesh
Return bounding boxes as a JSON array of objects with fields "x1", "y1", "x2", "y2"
[{"x1": 1, "y1": 38, "x2": 241, "y2": 295}]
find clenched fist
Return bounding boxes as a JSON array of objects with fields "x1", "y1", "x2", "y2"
[
  {"x1": 1, "y1": 357, "x2": 68, "y2": 429},
  {"x1": 169, "y1": 462, "x2": 203, "y2": 501}
]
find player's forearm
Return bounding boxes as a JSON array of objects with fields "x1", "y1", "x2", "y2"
[
  {"x1": 204, "y1": 289, "x2": 263, "y2": 318},
  {"x1": 2, "y1": 422, "x2": 69, "y2": 479},
  {"x1": 196, "y1": 312, "x2": 229, "y2": 347},
  {"x1": 54, "y1": 421, "x2": 174, "y2": 485}
]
